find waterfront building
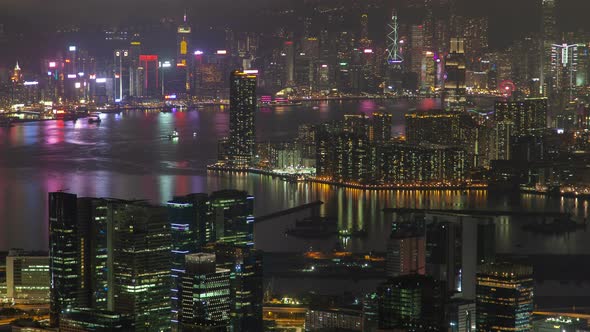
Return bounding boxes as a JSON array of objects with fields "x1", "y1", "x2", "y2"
[
  {"x1": 532, "y1": 315, "x2": 589, "y2": 332},
  {"x1": 113, "y1": 49, "x2": 131, "y2": 102},
  {"x1": 177, "y1": 12, "x2": 192, "y2": 93},
  {"x1": 5, "y1": 249, "x2": 49, "y2": 302},
  {"x1": 371, "y1": 112, "x2": 393, "y2": 143},
  {"x1": 494, "y1": 98, "x2": 548, "y2": 136},
  {"x1": 476, "y1": 262, "x2": 534, "y2": 331},
  {"x1": 228, "y1": 70, "x2": 257, "y2": 167},
  {"x1": 209, "y1": 190, "x2": 255, "y2": 246},
  {"x1": 179, "y1": 253, "x2": 231, "y2": 331},
  {"x1": 139, "y1": 55, "x2": 159, "y2": 97}
]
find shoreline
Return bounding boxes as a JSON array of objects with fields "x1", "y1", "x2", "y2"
[{"x1": 207, "y1": 165, "x2": 487, "y2": 190}]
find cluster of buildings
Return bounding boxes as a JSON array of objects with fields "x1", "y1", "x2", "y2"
[
  {"x1": 2, "y1": 0, "x2": 590, "y2": 112},
  {"x1": 299, "y1": 209, "x2": 588, "y2": 332},
  {"x1": 44, "y1": 190, "x2": 261, "y2": 332}
]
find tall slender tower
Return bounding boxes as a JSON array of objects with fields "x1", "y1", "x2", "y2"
[
  {"x1": 541, "y1": 0, "x2": 557, "y2": 96},
  {"x1": 386, "y1": 9, "x2": 404, "y2": 93},
  {"x1": 228, "y1": 70, "x2": 257, "y2": 167},
  {"x1": 177, "y1": 11, "x2": 192, "y2": 93}
]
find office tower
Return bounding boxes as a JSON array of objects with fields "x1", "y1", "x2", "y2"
[
  {"x1": 139, "y1": 55, "x2": 159, "y2": 97},
  {"x1": 179, "y1": 253, "x2": 231, "y2": 331},
  {"x1": 177, "y1": 12, "x2": 191, "y2": 93},
  {"x1": 228, "y1": 70, "x2": 257, "y2": 167},
  {"x1": 476, "y1": 263, "x2": 534, "y2": 331},
  {"x1": 386, "y1": 216, "x2": 426, "y2": 278},
  {"x1": 409, "y1": 24, "x2": 425, "y2": 88},
  {"x1": 49, "y1": 192, "x2": 89, "y2": 327},
  {"x1": 209, "y1": 190, "x2": 255, "y2": 246},
  {"x1": 377, "y1": 274, "x2": 445, "y2": 330},
  {"x1": 60, "y1": 308, "x2": 134, "y2": 331},
  {"x1": 426, "y1": 221, "x2": 461, "y2": 293},
  {"x1": 551, "y1": 43, "x2": 585, "y2": 103},
  {"x1": 371, "y1": 113, "x2": 393, "y2": 142},
  {"x1": 110, "y1": 202, "x2": 171, "y2": 331},
  {"x1": 113, "y1": 49, "x2": 130, "y2": 102},
  {"x1": 6, "y1": 249, "x2": 49, "y2": 301},
  {"x1": 129, "y1": 36, "x2": 142, "y2": 97},
  {"x1": 494, "y1": 98, "x2": 548, "y2": 136},
  {"x1": 445, "y1": 38, "x2": 466, "y2": 110},
  {"x1": 541, "y1": 0, "x2": 557, "y2": 96},
  {"x1": 385, "y1": 9, "x2": 403, "y2": 93},
  {"x1": 284, "y1": 40, "x2": 295, "y2": 84},
  {"x1": 446, "y1": 299, "x2": 476, "y2": 332},
  {"x1": 204, "y1": 243, "x2": 263, "y2": 332},
  {"x1": 168, "y1": 193, "x2": 211, "y2": 327}
]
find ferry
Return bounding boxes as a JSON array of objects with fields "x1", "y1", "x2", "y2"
[
  {"x1": 88, "y1": 116, "x2": 101, "y2": 124},
  {"x1": 168, "y1": 129, "x2": 179, "y2": 140}
]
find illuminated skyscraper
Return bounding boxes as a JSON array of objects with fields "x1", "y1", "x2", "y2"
[
  {"x1": 371, "y1": 112, "x2": 393, "y2": 142},
  {"x1": 204, "y1": 243, "x2": 263, "y2": 332},
  {"x1": 228, "y1": 70, "x2": 257, "y2": 167},
  {"x1": 177, "y1": 11, "x2": 192, "y2": 93},
  {"x1": 139, "y1": 55, "x2": 159, "y2": 97},
  {"x1": 494, "y1": 98, "x2": 548, "y2": 136},
  {"x1": 385, "y1": 9, "x2": 403, "y2": 92},
  {"x1": 179, "y1": 253, "x2": 231, "y2": 331},
  {"x1": 113, "y1": 49, "x2": 130, "y2": 102},
  {"x1": 444, "y1": 38, "x2": 466, "y2": 110},
  {"x1": 476, "y1": 263, "x2": 534, "y2": 331},
  {"x1": 168, "y1": 193, "x2": 212, "y2": 328},
  {"x1": 541, "y1": 0, "x2": 557, "y2": 96},
  {"x1": 209, "y1": 190, "x2": 255, "y2": 246},
  {"x1": 6, "y1": 249, "x2": 49, "y2": 302},
  {"x1": 49, "y1": 192, "x2": 88, "y2": 327}
]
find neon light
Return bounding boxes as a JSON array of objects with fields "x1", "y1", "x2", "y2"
[
  {"x1": 78, "y1": 72, "x2": 84, "y2": 77},
  {"x1": 69, "y1": 46, "x2": 76, "y2": 51},
  {"x1": 49, "y1": 62, "x2": 57, "y2": 68},
  {"x1": 363, "y1": 49, "x2": 373, "y2": 54},
  {"x1": 96, "y1": 78, "x2": 107, "y2": 83},
  {"x1": 75, "y1": 82, "x2": 81, "y2": 89},
  {"x1": 194, "y1": 50, "x2": 204, "y2": 55},
  {"x1": 216, "y1": 50, "x2": 227, "y2": 55},
  {"x1": 243, "y1": 69, "x2": 258, "y2": 74},
  {"x1": 67, "y1": 74, "x2": 77, "y2": 79},
  {"x1": 23, "y1": 81, "x2": 39, "y2": 86}
]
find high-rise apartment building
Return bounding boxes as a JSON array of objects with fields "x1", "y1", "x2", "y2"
[{"x1": 228, "y1": 70, "x2": 257, "y2": 167}]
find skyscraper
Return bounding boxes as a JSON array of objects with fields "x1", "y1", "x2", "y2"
[
  {"x1": 228, "y1": 70, "x2": 257, "y2": 167},
  {"x1": 179, "y1": 253, "x2": 231, "y2": 331},
  {"x1": 203, "y1": 243, "x2": 263, "y2": 332},
  {"x1": 168, "y1": 193, "x2": 212, "y2": 328},
  {"x1": 444, "y1": 38, "x2": 466, "y2": 110},
  {"x1": 377, "y1": 274, "x2": 445, "y2": 330},
  {"x1": 476, "y1": 262, "x2": 534, "y2": 331},
  {"x1": 494, "y1": 98, "x2": 548, "y2": 136},
  {"x1": 49, "y1": 192, "x2": 88, "y2": 327},
  {"x1": 209, "y1": 190, "x2": 255, "y2": 246},
  {"x1": 386, "y1": 215, "x2": 426, "y2": 278},
  {"x1": 110, "y1": 202, "x2": 171, "y2": 331},
  {"x1": 177, "y1": 12, "x2": 192, "y2": 93}
]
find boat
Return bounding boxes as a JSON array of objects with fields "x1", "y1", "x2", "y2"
[
  {"x1": 338, "y1": 227, "x2": 367, "y2": 238},
  {"x1": 312, "y1": 106, "x2": 320, "y2": 110},
  {"x1": 88, "y1": 116, "x2": 101, "y2": 124},
  {"x1": 168, "y1": 129, "x2": 179, "y2": 140}
]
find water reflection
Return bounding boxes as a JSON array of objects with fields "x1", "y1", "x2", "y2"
[{"x1": 0, "y1": 100, "x2": 587, "y2": 255}]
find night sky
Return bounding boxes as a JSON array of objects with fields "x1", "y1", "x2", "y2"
[{"x1": 0, "y1": 0, "x2": 588, "y2": 49}]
